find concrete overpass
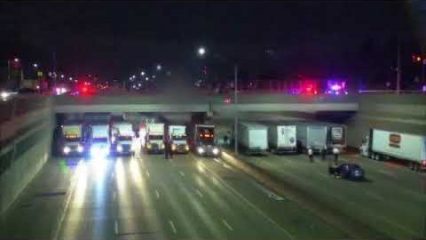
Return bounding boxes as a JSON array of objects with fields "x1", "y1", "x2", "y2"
[{"x1": 52, "y1": 94, "x2": 359, "y2": 113}]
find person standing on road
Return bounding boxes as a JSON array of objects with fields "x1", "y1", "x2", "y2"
[
  {"x1": 164, "y1": 135, "x2": 170, "y2": 159},
  {"x1": 332, "y1": 147, "x2": 340, "y2": 164},
  {"x1": 321, "y1": 145, "x2": 327, "y2": 160},
  {"x1": 307, "y1": 147, "x2": 314, "y2": 163}
]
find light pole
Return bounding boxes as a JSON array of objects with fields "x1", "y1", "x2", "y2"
[{"x1": 233, "y1": 64, "x2": 239, "y2": 155}]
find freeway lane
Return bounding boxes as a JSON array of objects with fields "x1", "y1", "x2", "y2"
[
  {"x1": 0, "y1": 152, "x2": 348, "y2": 240},
  {"x1": 241, "y1": 153, "x2": 426, "y2": 239}
]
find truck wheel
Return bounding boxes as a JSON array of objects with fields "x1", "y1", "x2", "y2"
[
  {"x1": 414, "y1": 163, "x2": 420, "y2": 172},
  {"x1": 409, "y1": 162, "x2": 415, "y2": 171}
]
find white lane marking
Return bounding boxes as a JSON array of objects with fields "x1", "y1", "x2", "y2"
[
  {"x1": 113, "y1": 191, "x2": 117, "y2": 201},
  {"x1": 198, "y1": 155, "x2": 295, "y2": 240},
  {"x1": 114, "y1": 220, "x2": 119, "y2": 234},
  {"x1": 222, "y1": 219, "x2": 233, "y2": 231},
  {"x1": 318, "y1": 172, "x2": 329, "y2": 178},
  {"x1": 378, "y1": 169, "x2": 394, "y2": 177},
  {"x1": 155, "y1": 189, "x2": 160, "y2": 199},
  {"x1": 252, "y1": 181, "x2": 285, "y2": 201},
  {"x1": 223, "y1": 163, "x2": 231, "y2": 169},
  {"x1": 365, "y1": 190, "x2": 384, "y2": 201},
  {"x1": 195, "y1": 189, "x2": 203, "y2": 198},
  {"x1": 169, "y1": 220, "x2": 177, "y2": 234},
  {"x1": 213, "y1": 158, "x2": 222, "y2": 164},
  {"x1": 179, "y1": 171, "x2": 185, "y2": 177},
  {"x1": 146, "y1": 170, "x2": 150, "y2": 178}
]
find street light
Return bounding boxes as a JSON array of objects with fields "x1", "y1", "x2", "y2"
[
  {"x1": 33, "y1": 63, "x2": 39, "y2": 68},
  {"x1": 197, "y1": 47, "x2": 206, "y2": 57},
  {"x1": 13, "y1": 58, "x2": 19, "y2": 63},
  {"x1": 141, "y1": 71, "x2": 145, "y2": 76},
  {"x1": 156, "y1": 64, "x2": 162, "y2": 71}
]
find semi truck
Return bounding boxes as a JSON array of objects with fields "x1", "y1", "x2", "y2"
[
  {"x1": 267, "y1": 123, "x2": 297, "y2": 154},
  {"x1": 61, "y1": 123, "x2": 85, "y2": 156},
  {"x1": 89, "y1": 123, "x2": 110, "y2": 157},
  {"x1": 193, "y1": 124, "x2": 221, "y2": 157},
  {"x1": 111, "y1": 121, "x2": 134, "y2": 155},
  {"x1": 168, "y1": 125, "x2": 189, "y2": 153},
  {"x1": 360, "y1": 129, "x2": 426, "y2": 171},
  {"x1": 146, "y1": 123, "x2": 165, "y2": 153},
  {"x1": 238, "y1": 122, "x2": 268, "y2": 155}
]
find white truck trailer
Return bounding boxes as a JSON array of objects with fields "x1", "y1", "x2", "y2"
[
  {"x1": 267, "y1": 123, "x2": 297, "y2": 154},
  {"x1": 296, "y1": 122, "x2": 329, "y2": 153},
  {"x1": 146, "y1": 123, "x2": 165, "y2": 153},
  {"x1": 168, "y1": 125, "x2": 189, "y2": 153},
  {"x1": 360, "y1": 129, "x2": 426, "y2": 171},
  {"x1": 238, "y1": 122, "x2": 268, "y2": 155}
]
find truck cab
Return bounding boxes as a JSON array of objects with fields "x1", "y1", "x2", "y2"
[
  {"x1": 88, "y1": 123, "x2": 110, "y2": 158},
  {"x1": 145, "y1": 123, "x2": 165, "y2": 153},
  {"x1": 60, "y1": 123, "x2": 85, "y2": 156},
  {"x1": 193, "y1": 124, "x2": 221, "y2": 157},
  {"x1": 111, "y1": 122, "x2": 134, "y2": 155},
  {"x1": 169, "y1": 125, "x2": 189, "y2": 153}
]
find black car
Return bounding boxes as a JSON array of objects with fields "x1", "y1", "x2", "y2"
[{"x1": 329, "y1": 163, "x2": 365, "y2": 181}]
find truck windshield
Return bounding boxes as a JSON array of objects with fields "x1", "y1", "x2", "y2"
[
  {"x1": 172, "y1": 135, "x2": 187, "y2": 140},
  {"x1": 149, "y1": 135, "x2": 163, "y2": 140},
  {"x1": 64, "y1": 137, "x2": 81, "y2": 142},
  {"x1": 118, "y1": 136, "x2": 132, "y2": 141},
  {"x1": 92, "y1": 137, "x2": 108, "y2": 143}
]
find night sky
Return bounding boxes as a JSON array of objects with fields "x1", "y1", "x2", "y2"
[{"x1": 0, "y1": 1, "x2": 425, "y2": 86}]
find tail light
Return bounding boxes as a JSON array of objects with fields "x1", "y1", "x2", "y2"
[{"x1": 421, "y1": 160, "x2": 426, "y2": 166}]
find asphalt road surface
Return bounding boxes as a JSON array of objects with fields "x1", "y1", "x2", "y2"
[
  {"x1": 0, "y1": 152, "x2": 348, "y2": 240},
  {"x1": 241, "y1": 152, "x2": 426, "y2": 240}
]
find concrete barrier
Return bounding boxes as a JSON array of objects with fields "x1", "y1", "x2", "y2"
[{"x1": 0, "y1": 100, "x2": 53, "y2": 214}]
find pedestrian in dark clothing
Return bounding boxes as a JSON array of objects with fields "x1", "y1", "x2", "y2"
[
  {"x1": 332, "y1": 147, "x2": 340, "y2": 164},
  {"x1": 307, "y1": 147, "x2": 314, "y2": 163},
  {"x1": 164, "y1": 137, "x2": 170, "y2": 159},
  {"x1": 321, "y1": 146, "x2": 327, "y2": 161}
]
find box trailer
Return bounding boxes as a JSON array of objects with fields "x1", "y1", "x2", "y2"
[
  {"x1": 296, "y1": 122, "x2": 328, "y2": 152},
  {"x1": 267, "y1": 124, "x2": 297, "y2": 154},
  {"x1": 238, "y1": 122, "x2": 268, "y2": 155},
  {"x1": 360, "y1": 129, "x2": 426, "y2": 171}
]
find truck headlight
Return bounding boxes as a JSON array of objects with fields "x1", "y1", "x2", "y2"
[
  {"x1": 172, "y1": 144, "x2": 176, "y2": 151},
  {"x1": 185, "y1": 145, "x2": 189, "y2": 151},
  {"x1": 90, "y1": 145, "x2": 108, "y2": 157},
  {"x1": 117, "y1": 145, "x2": 123, "y2": 152},
  {"x1": 63, "y1": 146, "x2": 71, "y2": 154},
  {"x1": 197, "y1": 146, "x2": 205, "y2": 154},
  {"x1": 147, "y1": 143, "x2": 152, "y2": 149},
  {"x1": 212, "y1": 147, "x2": 220, "y2": 155},
  {"x1": 160, "y1": 143, "x2": 164, "y2": 149},
  {"x1": 77, "y1": 145, "x2": 84, "y2": 153}
]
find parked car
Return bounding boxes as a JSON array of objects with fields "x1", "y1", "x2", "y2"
[{"x1": 329, "y1": 163, "x2": 365, "y2": 181}]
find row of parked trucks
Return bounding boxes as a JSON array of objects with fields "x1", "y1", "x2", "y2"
[
  {"x1": 238, "y1": 121, "x2": 425, "y2": 171},
  {"x1": 237, "y1": 121, "x2": 346, "y2": 155},
  {"x1": 58, "y1": 121, "x2": 222, "y2": 157}
]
